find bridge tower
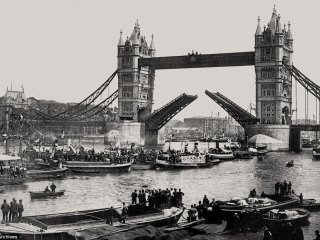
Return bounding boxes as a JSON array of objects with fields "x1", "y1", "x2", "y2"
[
  {"x1": 246, "y1": 6, "x2": 294, "y2": 150},
  {"x1": 254, "y1": 6, "x2": 294, "y2": 125},
  {"x1": 117, "y1": 20, "x2": 156, "y2": 122}
]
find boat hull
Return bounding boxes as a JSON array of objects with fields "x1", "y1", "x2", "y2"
[
  {"x1": 209, "y1": 153, "x2": 234, "y2": 160},
  {"x1": 29, "y1": 191, "x2": 65, "y2": 198},
  {"x1": 65, "y1": 161, "x2": 131, "y2": 173},
  {"x1": 27, "y1": 168, "x2": 68, "y2": 180},
  {"x1": 0, "y1": 206, "x2": 183, "y2": 240},
  {"x1": 156, "y1": 159, "x2": 213, "y2": 169},
  {"x1": 262, "y1": 208, "x2": 310, "y2": 226},
  {"x1": 0, "y1": 177, "x2": 25, "y2": 186}
]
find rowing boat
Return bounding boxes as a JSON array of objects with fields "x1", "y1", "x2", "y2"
[{"x1": 29, "y1": 190, "x2": 65, "y2": 198}]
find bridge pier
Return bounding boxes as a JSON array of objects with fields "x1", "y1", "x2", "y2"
[
  {"x1": 289, "y1": 127, "x2": 301, "y2": 152},
  {"x1": 144, "y1": 129, "x2": 164, "y2": 150}
]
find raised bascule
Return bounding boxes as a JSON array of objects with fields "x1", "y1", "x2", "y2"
[{"x1": 1, "y1": 6, "x2": 319, "y2": 151}]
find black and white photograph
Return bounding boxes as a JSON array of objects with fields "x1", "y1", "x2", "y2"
[{"x1": 0, "y1": 0, "x2": 319, "y2": 239}]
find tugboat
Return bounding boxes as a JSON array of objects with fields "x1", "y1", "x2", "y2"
[{"x1": 156, "y1": 152, "x2": 214, "y2": 169}]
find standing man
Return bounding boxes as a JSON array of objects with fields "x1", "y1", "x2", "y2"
[
  {"x1": 10, "y1": 198, "x2": 18, "y2": 222},
  {"x1": 17, "y1": 200, "x2": 24, "y2": 222},
  {"x1": 50, "y1": 182, "x2": 56, "y2": 192},
  {"x1": 1, "y1": 199, "x2": 10, "y2": 223},
  {"x1": 131, "y1": 190, "x2": 137, "y2": 205},
  {"x1": 178, "y1": 189, "x2": 184, "y2": 207},
  {"x1": 299, "y1": 193, "x2": 304, "y2": 204},
  {"x1": 121, "y1": 202, "x2": 128, "y2": 223}
]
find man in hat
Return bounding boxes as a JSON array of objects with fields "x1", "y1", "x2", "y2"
[
  {"x1": 17, "y1": 200, "x2": 24, "y2": 222},
  {"x1": 1, "y1": 199, "x2": 10, "y2": 223}
]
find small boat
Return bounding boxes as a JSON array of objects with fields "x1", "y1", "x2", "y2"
[
  {"x1": 29, "y1": 190, "x2": 65, "y2": 198},
  {"x1": 286, "y1": 161, "x2": 294, "y2": 167},
  {"x1": 156, "y1": 153, "x2": 213, "y2": 169},
  {"x1": 298, "y1": 199, "x2": 320, "y2": 211},
  {"x1": 258, "y1": 156, "x2": 264, "y2": 161},
  {"x1": 0, "y1": 205, "x2": 184, "y2": 239},
  {"x1": 64, "y1": 161, "x2": 131, "y2": 173},
  {"x1": 262, "y1": 208, "x2": 310, "y2": 226},
  {"x1": 27, "y1": 167, "x2": 68, "y2": 180}
]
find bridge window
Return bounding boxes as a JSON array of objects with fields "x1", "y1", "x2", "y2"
[
  {"x1": 122, "y1": 75, "x2": 133, "y2": 83},
  {"x1": 122, "y1": 102, "x2": 133, "y2": 112},
  {"x1": 122, "y1": 87, "x2": 133, "y2": 98}
]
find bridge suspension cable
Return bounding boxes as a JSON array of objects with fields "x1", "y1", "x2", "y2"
[
  {"x1": 70, "y1": 90, "x2": 118, "y2": 120},
  {"x1": 51, "y1": 69, "x2": 118, "y2": 119}
]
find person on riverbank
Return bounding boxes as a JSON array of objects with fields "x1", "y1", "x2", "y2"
[
  {"x1": 1, "y1": 199, "x2": 9, "y2": 223},
  {"x1": 275, "y1": 182, "x2": 280, "y2": 195},
  {"x1": 288, "y1": 181, "x2": 292, "y2": 195},
  {"x1": 44, "y1": 186, "x2": 50, "y2": 192},
  {"x1": 131, "y1": 190, "x2": 137, "y2": 204},
  {"x1": 203, "y1": 195, "x2": 209, "y2": 207},
  {"x1": 196, "y1": 201, "x2": 204, "y2": 219},
  {"x1": 50, "y1": 183, "x2": 56, "y2": 192},
  {"x1": 121, "y1": 202, "x2": 128, "y2": 223},
  {"x1": 299, "y1": 193, "x2": 304, "y2": 204},
  {"x1": 9, "y1": 198, "x2": 18, "y2": 222},
  {"x1": 17, "y1": 200, "x2": 24, "y2": 222},
  {"x1": 177, "y1": 189, "x2": 184, "y2": 207}
]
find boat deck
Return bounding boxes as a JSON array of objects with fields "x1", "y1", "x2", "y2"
[{"x1": 0, "y1": 207, "x2": 183, "y2": 235}]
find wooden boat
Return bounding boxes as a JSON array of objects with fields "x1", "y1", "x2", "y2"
[
  {"x1": 298, "y1": 199, "x2": 320, "y2": 211},
  {"x1": 64, "y1": 161, "x2": 131, "y2": 173},
  {"x1": 27, "y1": 167, "x2": 68, "y2": 180},
  {"x1": 219, "y1": 195, "x2": 299, "y2": 214},
  {"x1": 0, "y1": 205, "x2": 184, "y2": 240},
  {"x1": 29, "y1": 190, "x2": 65, "y2": 198},
  {"x1": 286, "y1": 161, "x2": 294, "y2": 167},
  {"x1": 156, "y1": 153, "x2": 213, "y2": 169},
  {"x1": 0, "y1": 155, "x2": 26, "y2": 186},
  {"x1": 262, "y1": 208, "x2": 310, "y2": 226}
]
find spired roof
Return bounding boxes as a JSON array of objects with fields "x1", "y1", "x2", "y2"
[
  {"x1": 0, "y1": 154, "x2": 21, "y2": 161},
  {"x1": 268, "y1": 5, "x2": 277, "y2": 33},
  {"x1": 248, "y1": 134, "x2": 283, "y2": 144}
]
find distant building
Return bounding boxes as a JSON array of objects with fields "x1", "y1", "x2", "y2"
[
  {"x1": 1, "y1": 86, "x2": 27, "y2": 109},
  {"x1": 184, "y1": 115, "x2": 242, "y2": 138}
]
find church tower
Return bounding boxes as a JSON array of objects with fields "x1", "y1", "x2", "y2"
[
  {"x1": 117, "y1": 20, "x2": 156, "y2": 122},
  {"x1": 255, "y1": 6, "x2": 293, "y2": 125}
]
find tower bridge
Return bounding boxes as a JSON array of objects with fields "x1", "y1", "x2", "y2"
[{"x1": 1, "y1": 6, "x2": 318, "y2": 151}]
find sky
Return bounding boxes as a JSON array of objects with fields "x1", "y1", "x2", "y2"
[{"x1": 0, "y1": 0, "x2": 319, "y2": 121}]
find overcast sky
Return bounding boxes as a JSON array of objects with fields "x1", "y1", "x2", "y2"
[{"x1": 0, "y1": 0, "x2": 319, "y2": 120}]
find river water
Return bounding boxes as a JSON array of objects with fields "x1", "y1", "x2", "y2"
[{"x1": 0, "y1": 147, "x2": 319, "y2": 239}]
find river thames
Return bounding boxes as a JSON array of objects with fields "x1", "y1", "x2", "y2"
[{"x1": 1, "y1": 149, "x2": 319, "y2": 239}]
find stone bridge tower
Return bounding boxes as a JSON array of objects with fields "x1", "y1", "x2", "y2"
[
  {"x1": 117, "y1": 20, "x2": 156, "y2": 122},
  {"x1": 254, "y1": 6, "x2": 293, "y2": 125}
]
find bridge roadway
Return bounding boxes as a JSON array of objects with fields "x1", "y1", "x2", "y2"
[{"x1": 139, "y1": 51, "x2": 255, "y2": 69}]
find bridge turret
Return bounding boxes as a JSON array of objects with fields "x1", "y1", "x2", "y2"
[{"x1": 254, "y1": 6, "x2": 293, "y2": 125}]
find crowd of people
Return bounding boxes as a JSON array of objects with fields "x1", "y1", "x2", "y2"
[
  {"x1": 131, "y1": 188, "x2": 184, "y2": 209},
  {"x1": 274, "y1": 181, "x2": 293, "y2": 196},
  {"x1": 1, "y1": 198, "x2": 24, "y2": 224}
]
